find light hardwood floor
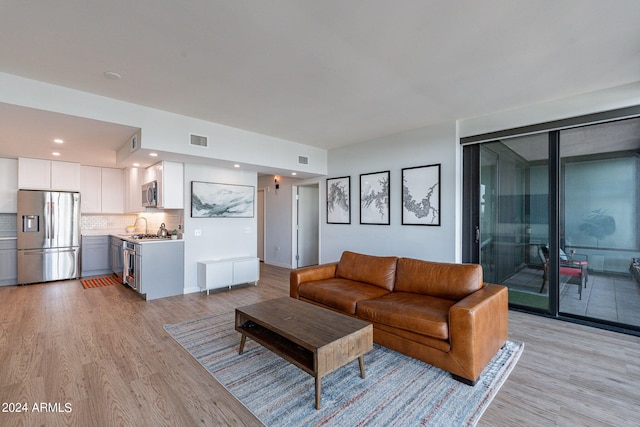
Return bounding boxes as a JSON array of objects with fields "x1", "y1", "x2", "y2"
[{"x1": 0, "y1": 264, "x2": 638, "y2": 426}]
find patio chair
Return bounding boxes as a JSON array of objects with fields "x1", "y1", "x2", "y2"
[{"x1": 538, "y1": 245, "x2": 586, "y2": 299}]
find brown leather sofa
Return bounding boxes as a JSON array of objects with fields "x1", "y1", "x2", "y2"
[{"x1": 290, "y1": 251, "x2": 509, "y2": 385}]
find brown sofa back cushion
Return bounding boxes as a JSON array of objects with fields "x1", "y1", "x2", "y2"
[
  {"x1": 335, "y1": 251, "x2": 398, "y2": 291},
  {"x1": 395, "y1": 258, "x2": 483, "y2": 300}
]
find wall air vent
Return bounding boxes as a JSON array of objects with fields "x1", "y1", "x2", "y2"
[
  {"x1": 190, "y1": 134, "x2": 208, "y2": 148},
  {"x1": 298, "y1": 155, "x2": 309, "y2": 165}
]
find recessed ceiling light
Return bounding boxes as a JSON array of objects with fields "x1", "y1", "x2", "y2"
[
  {"x1": 291, "y1": 172, "x2": 297, "y2": 176},
  {"x1": 52, "y1": 152, "x2": 61, "y2": 156},
  {"x1": 149, "y1": 153, "x2": 158, "y2": 157},
  {"x1": 53, "y1": 138, "x2": 64, "y2": 144},
  {"x1": 133, "y1": 163, "x2": 140, "y2": 167},
  {"x1": 104, "y1": 71, "x2": 122, "y2": 80},
  {"x1": 234, "y1": 164, "x2": 240, "y2": 168}
]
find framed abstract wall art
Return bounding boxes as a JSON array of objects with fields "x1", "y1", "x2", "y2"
[
  {"x1": 360, "y1": 170, "x2": 390, "y2": 225},
  {"x1": 401, "y1": 164, "x2": 440, "y2": 226},
  {"x1": 326, "y1": 176, "x2": 351, "y2": 224},
  {"x1": 191, "y1": 181, "x2": 254, "y2": 218}
]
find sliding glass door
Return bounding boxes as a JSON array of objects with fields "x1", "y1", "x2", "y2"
[
  {"x1": 464, "y1": 115, "x2": 640, "y2": 332},
  {"x1": 476, "y1": 134, "x2": 550, "y2": 311},
  {"x1": 559, "y1": 119, "x2": 640, "y2": 325}
]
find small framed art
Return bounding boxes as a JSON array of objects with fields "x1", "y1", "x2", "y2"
[
  {"x1": 326, "y1": 176, "x2": 351, "y2": 224},
  {"x1": 401, "y1": 164, "x2": 440, "y2": 226},
  {"x1": 360, "y1": 170, "x2": 390, "y2": 225}
]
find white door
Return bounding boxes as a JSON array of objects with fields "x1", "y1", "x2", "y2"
[
  {"x1": 296, "y1": 184, "x2": 319, "y2": 268},
  {"x1": 257, "y1": 189, "x2": 265, "y2": 261}
]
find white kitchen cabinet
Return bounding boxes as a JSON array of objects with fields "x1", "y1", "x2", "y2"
[
  {"x1": 18, "y1": 157, "x2": 50, "y2": 190},
  {"x1": 51, "y1": 161, "x2": 81, "y2": 191},
  {"x1": 101, "y1": 168, "x2": 123, "y2": 213},
  {"x1": 81, "y1": 235, "x2": 111, "y2": 276},
  {"x1": 18, "y1": 158, "x2": 80, "y2": 191},
  {"x1": 80, "y1": 166, "x2": 123, "y2": 213},
  {"x1": 80, "y1": 166, "x2": 102, "y2": 213},
  {"x1": 0, "y1": 158, "x2": 18, "y2": 213},
  {"x1": 197, "y1": 257, "x2": 259, "y2": 294},
  {"x1": 144, "y1": 161, "x2": 183, "y2": 209},
  {"x1": 124, "y1": 167, "x2": 144, "y2": 213}
]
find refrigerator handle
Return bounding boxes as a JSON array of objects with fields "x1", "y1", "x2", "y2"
[
  {"x1": 45, "y1": 201, "x2": 51, "y2": 240},
  {"x1": 50, "y1": 201, "x2": 56, "y2": 240}
]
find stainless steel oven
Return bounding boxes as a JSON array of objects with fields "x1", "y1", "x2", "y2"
[{"x1": 123, "y1": 240, "x2": 140, "y2": 290}]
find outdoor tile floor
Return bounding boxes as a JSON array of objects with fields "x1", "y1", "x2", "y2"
[{"x1": 504, "y1": 268, "x2": 640, "y2": 327}]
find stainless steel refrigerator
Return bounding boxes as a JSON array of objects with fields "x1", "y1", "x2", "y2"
[{"x1": 17, "y1": 190, "x2": 81, "y2": 285}]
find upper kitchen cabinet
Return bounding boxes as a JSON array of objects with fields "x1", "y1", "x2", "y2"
[
  {"x1": 18, "y1": 158, "x2": 81, "y2": 191},
  {"x1": 101, "y1": 168, "x2": 124, "y2": 213},
  {"x1": 124, "y1": 167, "x2": 144, "y2": 213},
  {"x1": 0, "y1": 158, "x2": 18, "y2": 213},
  {"x1": 80, "y1": 166, "x2": 124, "y2": 213},
  {"x1": 145, "y1": 161, "x2": 183, "y2": 209}
]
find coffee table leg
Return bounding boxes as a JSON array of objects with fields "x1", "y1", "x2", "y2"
[
  {"x1": 359, "y1": 355, "x2": 366, "y2": 379},
  {"x1": 239, "y1": 334, "x2": 247, "y2": 354},
  {"x1": 315, "y1": 377, "x2": 321, "y2": 410}
]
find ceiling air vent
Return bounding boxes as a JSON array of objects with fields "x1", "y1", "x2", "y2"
[
  {"x1": 190, "y1": 134, "x2": 208, "y2": 148},
  {"x1": 298, "y1": 155, "x2": 309, "y2": 165}
]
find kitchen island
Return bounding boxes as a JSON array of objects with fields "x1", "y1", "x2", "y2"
[{"x1": 115, "y1": 234, "x2": 184, "y2": 301}]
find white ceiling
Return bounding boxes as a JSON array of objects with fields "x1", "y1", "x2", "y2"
[{"x1": 0, "y1": 1, "x2": 639, "y2": 168}]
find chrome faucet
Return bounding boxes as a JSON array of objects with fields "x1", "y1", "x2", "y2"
[{"x1": 133, "y1": 216, "x2": 148, "y2": 234}]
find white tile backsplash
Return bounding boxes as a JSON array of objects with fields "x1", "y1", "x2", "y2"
[{"x1": 81, "y1": 211, "x2": 184, "y2": 235}]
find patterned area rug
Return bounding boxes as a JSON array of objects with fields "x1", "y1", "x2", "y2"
[
  {"x1": 81, "y1": 275, "x2": 121, "y2": 289},
  {"x1": 164, "y1": 311, "x2": 523, "y2": 426}
]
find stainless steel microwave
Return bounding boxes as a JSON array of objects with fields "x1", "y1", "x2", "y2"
[{"x1": 142, "y1": 181, "x2": 157, "y2": 207}]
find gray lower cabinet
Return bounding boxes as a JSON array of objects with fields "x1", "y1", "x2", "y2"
[
  {"x1": 0, "y1": 239, "x2": 17, "y2": 286},
  {"x1": 81, "y1": 235, "x2": 111, "y2": 277},
  {"x1": 109, "y1": 236, "x2": 124, "y2": 275}
]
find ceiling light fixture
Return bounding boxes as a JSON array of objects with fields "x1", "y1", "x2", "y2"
[
  {"x1": 52, "y1": 152, "x2": 61, "y2": 156},
  {"x1": 149, "y1": 153, "x2": 158, "y2": 157},
  {"x1": 291, "y1": 172, "x2": 297, "y2": 176},
  {"x1": 133, "y1": 163, "x2": 140, "y2": 167},
  {"x1": 103, "y1": 71, "x2": 122, "y2": 80},
  {"x1": 234, "y1": 164, "x2": 240, "y2": 168},
  {"x1": 53, "y1": 138, "x2": 64, "y2": 144}
]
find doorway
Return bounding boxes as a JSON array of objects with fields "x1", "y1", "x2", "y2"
[
  {"x1": 257, "y1": 189, "x2": 265, "y2": 261},
  {"x1": 294, "y1": 183, "x2": 320, "y2": 268}
]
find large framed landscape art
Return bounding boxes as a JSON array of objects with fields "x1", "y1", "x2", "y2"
[{"x1": 191, "y1": 181, "x2": 254, "y2": 218}]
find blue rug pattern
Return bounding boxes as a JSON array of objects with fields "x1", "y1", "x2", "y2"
[{"x1": 164, "y1": 311, "x2": 523, "y2": 426}]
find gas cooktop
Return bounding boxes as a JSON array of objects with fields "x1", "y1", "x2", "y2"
[{"x1": 128, "y1": 234, "x2": 171, "y2": 240}]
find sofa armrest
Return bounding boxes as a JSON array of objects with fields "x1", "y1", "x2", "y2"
[
  {"x1": 289, "y1": 263, "x2": 338, "y2": 298},
  {"x1": 448, "y1": 283, "x2": 509, "y2": 382}
]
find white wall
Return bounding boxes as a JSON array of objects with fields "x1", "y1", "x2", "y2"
[
  {"x1": 459, "y1": 81, "x2": 640, "y2": 138},
  {"x1": 321, "y1": 121, "x2": 458, "y2": 263},
  {"x1": 182, "y1": 163, "x2": 257, "y2": 293}
]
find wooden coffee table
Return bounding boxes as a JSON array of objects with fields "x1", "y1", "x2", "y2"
[{"x1": 235, "y1": 297, "x2": 373, "y2": 409}]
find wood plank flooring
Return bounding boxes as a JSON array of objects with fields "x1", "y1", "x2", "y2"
[{"x1": 1, "y1": 264, "x2": 638, "y2": 426}]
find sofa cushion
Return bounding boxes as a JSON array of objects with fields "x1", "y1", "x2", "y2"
[
  {"x1": 394, "y1": 258, "x2": 483, "y2": 300},
  {"x1": 357, "y1": 292, "x2": 456, "y2": 340},
  {"x1": 298, "y1": 278, "x2": 390, "y2": 315},
  {"x1": 335, "y1": 251, "x2": 398, "y2": 291}
]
